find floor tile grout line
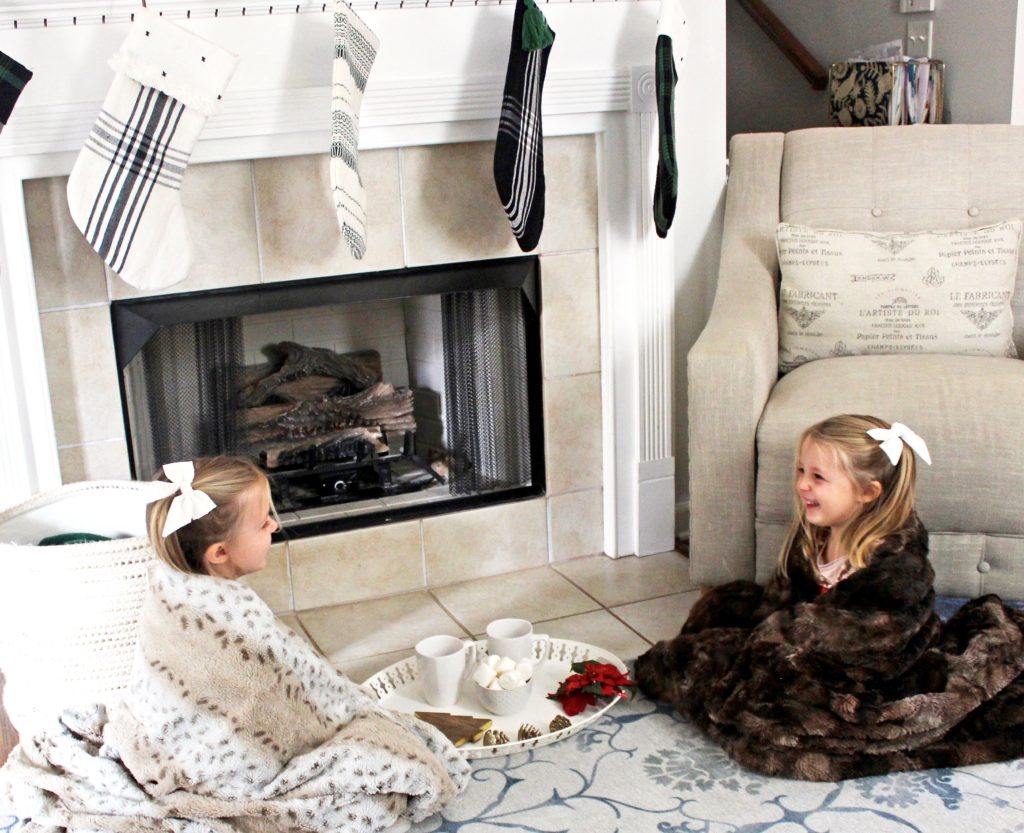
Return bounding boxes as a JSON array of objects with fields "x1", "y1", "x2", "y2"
[
  {"x1": 552, "y1": 564, "x2": 699, "y2": 612},
  {"x1": 550, "y1": 567, "x2": 615, "y2": 610},
  {"x1": 426, "y1": 588, "x2": 476, "y2": 640},
  {"x1": 603, "y1": 607, "x2": 655, "y2": 649},
  {"x1": 440, "y1": 568, "x2": 606, "y2": 637},
  {"x1": 609, "y1": 587, "x2": 702, "y2": 608},
  {"x1": 526, "y1": 597, "x2": 657, "y2": 651},
  {"x1": 284, "y1": 611, "x2": 323, "y2": 654}
]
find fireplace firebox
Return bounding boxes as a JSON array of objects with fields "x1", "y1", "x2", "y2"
[{"x1": 111, "y1": 257, "x2": 545, "y2": 539}]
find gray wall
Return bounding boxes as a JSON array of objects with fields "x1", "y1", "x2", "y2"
[{"x1": 728, "y1": 0, "x2": 1018, "y2": 138}]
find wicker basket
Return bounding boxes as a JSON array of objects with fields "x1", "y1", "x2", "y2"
[{"x1": 0, "y1": 481, "x2": 156, "y2": 733}]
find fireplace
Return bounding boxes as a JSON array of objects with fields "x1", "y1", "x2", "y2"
[
  {"x1": 0, "y1": 1, "x2": 725, "y2": 612},
  {"x1": 112, "y1": 257, "x2": 545, "y2": 538}
]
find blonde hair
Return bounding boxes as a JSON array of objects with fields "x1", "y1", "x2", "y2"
[
  {"x1": 147, "y1": 456, "x2": 273, "y2": 575},
  {"x1": 778, "y1": 414, "x2": 918, "y2": 576}
]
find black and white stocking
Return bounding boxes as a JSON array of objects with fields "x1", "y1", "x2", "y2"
[
  {"x1": 66, "y1": 10, "x2": 237, "y2": 290},
  {"x1": 493, "y1": 0, "x2": 555, "y2": 253}
]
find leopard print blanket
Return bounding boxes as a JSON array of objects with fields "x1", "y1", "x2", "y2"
[{"x1": 1, "y1": 562, "x2": 469, "y2": 832}]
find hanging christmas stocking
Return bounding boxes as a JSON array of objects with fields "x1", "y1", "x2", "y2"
[
  {"x1": 0, "y1": 51, "x2": 33, "y2": 135},
  {"x1": 67, "y1": 10, "x2": 238, "y2": 290},
  {"x1": 493, "y1": 0, "x2": 555, "y2": 253},
  {"x1": 331, "y1": 0, "x2": 380, "y2": 260},
  {"x1": 653, "y1": 0, "x2": 688, "y2": 238}
]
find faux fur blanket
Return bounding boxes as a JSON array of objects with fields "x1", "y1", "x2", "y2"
[
  {"x1": 635, "y1": 513, "x2": 1024, "y2": 780},
  {"x1": 0, "y1": 562, "x2": 469, "y2": 832}
]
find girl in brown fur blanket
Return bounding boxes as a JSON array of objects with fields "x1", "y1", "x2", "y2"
[{"x1": 635, "y1": 414, "x2": 1024, "y2": 781}]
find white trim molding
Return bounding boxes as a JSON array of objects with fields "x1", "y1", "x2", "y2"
[
  {"x1": 1, "y1": 71, "x2": 632, "y2": 159},
  {"x1": 0, "y1": 0, "x2": 644, "y2": 30},
  {"x1": 629, "y1": 65, "x2": 676, "y2": 556}
]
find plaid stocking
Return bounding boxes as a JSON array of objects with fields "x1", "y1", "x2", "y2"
[
  {"x1": 493, "y1": 0, "x2": 555, "y2": 253},
  {"x1": 66, "y1": 10, "x2": 237, "y2": 290},
  {"x1": 0, "y1": 51, "x2": 32, "y2": 135},
  {"x1": 653, "y1": 0, "x2": 688, "y2": 238},
  {"x1": 331, "y1": 0, "x2": 379, "y2": 260}
]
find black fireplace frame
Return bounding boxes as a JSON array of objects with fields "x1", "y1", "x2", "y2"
[{"x1": 110, "y1": 256, "x2": 546, "y2": 541}]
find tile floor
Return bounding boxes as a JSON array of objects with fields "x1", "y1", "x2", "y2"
[{"x1": 278, "y1": 551, "x2": 698, "y2": 683}]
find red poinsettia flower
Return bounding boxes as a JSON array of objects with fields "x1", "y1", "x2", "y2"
[
  {"x1": 559, "y1": 692, "x2": 597, "y2": 716},
  {"x1": 547, "y1": 660, "x2": 637, "y2": 716}
]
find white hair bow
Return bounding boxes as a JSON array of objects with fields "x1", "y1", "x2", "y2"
[
  {"x1": 866, "y1": 423, "x2": 932, "y2": 466},
  {"x1": 146, "y1": 461, "x2": 218, "y2": 537}
]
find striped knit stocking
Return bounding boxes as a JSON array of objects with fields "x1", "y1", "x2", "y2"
[
  {"x1": 66, "y1": 11, "x2": 237, "y2": 290},
  {"x1": 493, "y1": 0, "x2": 555, "y2": 253},
  {"x1": 0, "y1": 51, "x2": 32, "y2": 135},
  {"x1": 331, "y1": 0, "x2": 379, "y2": 260}
]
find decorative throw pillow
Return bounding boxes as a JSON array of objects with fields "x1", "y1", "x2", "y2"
[{"x1": 776, "y1": 220, "x2": 1022, "y2": 373}]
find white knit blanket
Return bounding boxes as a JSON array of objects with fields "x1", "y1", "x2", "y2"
[{"x1": 0, "y1": 562, "x2": 469, "y2": 833}]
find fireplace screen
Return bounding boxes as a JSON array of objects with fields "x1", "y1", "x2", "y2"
[{"x1": 112, "y1": 258, "x2": 544, "y2": 537}]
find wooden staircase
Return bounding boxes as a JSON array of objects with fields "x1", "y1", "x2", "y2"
[{"x1": 736, "y1": 0, "x2": 828, "y2": 90}]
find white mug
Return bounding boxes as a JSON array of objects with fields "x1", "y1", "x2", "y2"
[
  {"x1": 485, "y1": 618, "x2": 550, "y2": 663},
  {"x1": 415, "y1": 634, "x2": 474, "y2": 707}
]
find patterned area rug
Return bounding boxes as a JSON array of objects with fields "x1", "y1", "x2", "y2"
[
  {"x1": 6, "y1": 695, "x2": 1021, "y2": 833},
  {"x1": 409, "y1": 692, "x2": 1024, "y2": 833}
]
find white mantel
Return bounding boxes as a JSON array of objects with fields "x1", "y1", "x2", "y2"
[{"x1": 0, "y1": 0, "x2": 726, "y2": 556}]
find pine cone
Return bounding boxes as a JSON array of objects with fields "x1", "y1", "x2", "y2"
[
  {"x1": 518, "y1": 723, "x2": 541, "y2": 740},
  {"x1": 549, "y1": 714, "x2": 572, "y2": 732},
  {"x1": 482, "y1": 729, "x2": 509, "y2": 746}
]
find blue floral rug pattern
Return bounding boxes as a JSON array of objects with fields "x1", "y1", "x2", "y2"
[
  {"x1": 2, "y1": 694, "x2": 1022, "y2": 832},
  {"x1": 410, "y1": 693, "x2": 1024, "y2": 833}
]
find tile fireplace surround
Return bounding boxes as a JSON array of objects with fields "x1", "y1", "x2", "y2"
[
  {"x1": 0, "y1": 2, "x2": 727, "y2": 594},
  {"x1": 24, "y1": 135, "x2": 605, "y2": 614}
]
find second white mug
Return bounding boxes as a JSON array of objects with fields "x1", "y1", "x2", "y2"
[
  {"x1": 485, "y1": 618, "x2": 550, "y2": 663},
  {"x1": 415, "y1": 634, "x2": 473, "y2": 707}
]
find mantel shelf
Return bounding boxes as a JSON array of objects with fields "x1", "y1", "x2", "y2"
[{"x1": 2, "y1": 0, "x2": 645, "y2": 30}]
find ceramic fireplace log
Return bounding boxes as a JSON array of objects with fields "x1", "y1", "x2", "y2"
[
  {"x1": 260, "y1": 426, "x2": 388, "y2": 469},
  {"x1": 242, "y1": 382, "x2": 417, "y2": 444},
  {"x1": 242, "y1": 341, "x2": 383, "y2": 407},
  {"x1": 270, "y1": 375, "x2": 350, "y2": 403}
]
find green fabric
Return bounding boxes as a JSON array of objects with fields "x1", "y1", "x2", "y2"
[
  {"x1": 653, "y1": 34, "x2": 679, "y2": 238},
  {"x1": 0, "y1": 63, "x2": 28, "y2": 91},
  {"x1": 521, "y1": 0, "x2": 555, "y2": 52},
  {"x1": 38, "y1": 532, "x2": 112, "y2": 546}
]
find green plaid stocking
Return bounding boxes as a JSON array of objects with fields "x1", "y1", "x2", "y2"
[
  {"x1": 0, "y1": 51, "x2": 32, "y2": 135},
  {"x1": 653, "y1": 0, "x2": 688, "y2": 238}
]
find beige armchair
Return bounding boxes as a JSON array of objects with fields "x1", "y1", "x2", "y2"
[{"x1": 688, "y1": 125, "x2": 1024, "y2": 600}]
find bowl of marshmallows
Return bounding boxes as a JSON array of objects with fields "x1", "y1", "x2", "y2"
[{"x1": 471, "y1": 653, "x2": 534, "y2": 715}]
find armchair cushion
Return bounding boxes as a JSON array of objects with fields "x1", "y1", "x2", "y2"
[{"x1": 776, "y1": 220, "x2": 1021, "y2": 372}]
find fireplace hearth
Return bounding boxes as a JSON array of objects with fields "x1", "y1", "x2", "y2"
[{"x1": 111, "y1": 257, "x2": 545, "y2": 539}]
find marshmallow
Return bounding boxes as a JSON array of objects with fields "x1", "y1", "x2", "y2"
[
  {"x1": 474, "y1": 654, "x2": 532, "y2": 692},
  {"x1": 494, "y1": 657, "x2": 517, "y2": 675},
  {"x1": 472, "y1": 664, "x2": 497, "y2": 688},
  {"x1": 498, "y1": 670, "x2": 523, "y2": 689}
]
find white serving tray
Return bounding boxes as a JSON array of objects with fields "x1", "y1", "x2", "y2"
[{"x1": 362, "y1": 638, "x2": 628, "y2": 759}]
